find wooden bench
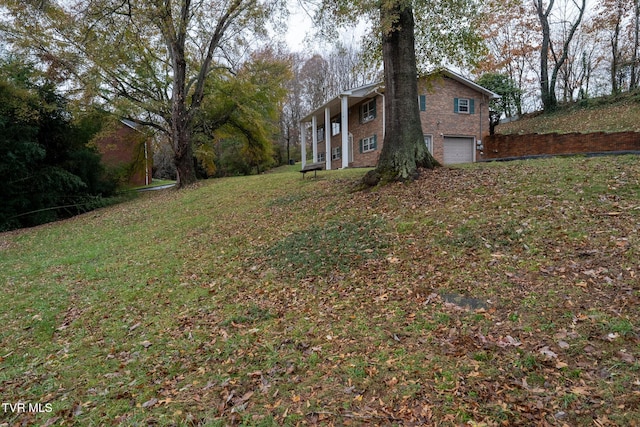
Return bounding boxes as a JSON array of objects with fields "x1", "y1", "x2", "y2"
[{"x1": 299, "y1": 162, "x2": 325, "y2": 179}]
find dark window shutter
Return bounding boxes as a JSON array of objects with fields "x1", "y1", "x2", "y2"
[
  {"x1": 419, "y1": 95, "x2": 427, "y2": 111},
  {"x1": 373, "y1": 134, "x2": 378, "y2": 150},
  {"x1": 359, "y1": 139, "x2": 363, "y2": 153},
  {"x1": 454, "y1": 98, "x2": 459, "y2": 113},
  {"x1": 372, "y1": 99, "x2": 377, "y2": 119},
  {"x1": 469, "y1": 99, "x2": 475, "y2": 114}
]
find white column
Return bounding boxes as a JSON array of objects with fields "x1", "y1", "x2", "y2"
[
  {"x1": 300, "y1": 121, "x2": 306, "y2": 168},
  {"x1": 311, "y1": 115, "x2": 318, "y2": 163},
  {"x1": 341, "y1": 96, "x2": 349, "y2": 169},
  {"x1": 325, "y1": 107, "x2": 331, "y2": 170}
]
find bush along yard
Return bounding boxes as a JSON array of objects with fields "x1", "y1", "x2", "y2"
[{"x1": 1, "y1": 157, "x2": 639, "y2": 426}]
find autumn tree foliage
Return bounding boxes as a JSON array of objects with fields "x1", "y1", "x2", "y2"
[
  {"x1": 478, "y1": 0, "x2": 640, "y2": 112},
  {"x1": 0, "y1": 0, "x2": 285, "y2": 188},
  {"x1": 477, "y1": 1, "x2": 540, "y2": 115},
  {"x1": 591, "y1": 0, "x2": 640, "y2": 93},
  {"x1": 195, "y1": 50, "x2": 290, "y2": 176}
]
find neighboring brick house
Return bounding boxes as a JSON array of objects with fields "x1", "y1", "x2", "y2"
[
  {"x1": 299, "y1": 69, "x2": 500, "y2": 169},
  {"x1": 94, "y1": 119, "x2": 152, "y2": 187}
]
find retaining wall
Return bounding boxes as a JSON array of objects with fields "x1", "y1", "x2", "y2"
[{"x1": 480, "y1": 132, "x2": 640, "y2": 161}]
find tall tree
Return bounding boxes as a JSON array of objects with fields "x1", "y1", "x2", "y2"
[
  {"x1": 631, "y1": 0, "x2": 640, "y2": 89},
  {"x1": 316, "y1": 0, "x2": 484, "y2": 184},
  {"x1": 477, "y1": 72, "x2": 522, "y2": 132},
  {"x1": 477, "y1": 1, "x2": 538, "y2": 116},
  {"x1": 534, "y1": 0, "x2": 586, "y2": 111},
  {"x1": 1, "y1": 0, "x2": 284, "y2": 187},
  {"x1": 369, "y1": 1, "x2": 435, "y2": 184},
  {"x1": 196, "y1": 49, "x2": 290, "y2": 176}
]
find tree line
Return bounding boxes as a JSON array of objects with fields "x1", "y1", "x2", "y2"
[
  {"x1": 478, "y1": 0, "x2": 640, "y2": 115},
  {"x1": 0, "y1": 58, "x2": 117, "y2": 231}
]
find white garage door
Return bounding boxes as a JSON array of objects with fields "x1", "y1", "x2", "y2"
[{"x1": 443, "y1": 137, "x2": 474, "y2": 164}]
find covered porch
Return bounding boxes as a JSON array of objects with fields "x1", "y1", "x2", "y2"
[{"x1": 299, "y1": 82, "x2": 383, "y2": 170}]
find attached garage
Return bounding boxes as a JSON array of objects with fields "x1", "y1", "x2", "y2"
[{"x1": 443, "y1": 136, "x2": 475, "y2": 164}]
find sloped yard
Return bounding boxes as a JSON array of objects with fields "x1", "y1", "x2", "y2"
[
  {"x1": 1, "y1": 158, "x2": 639, "y2": 426},
  {"x1": 497, "y1": 93, "x2": 640, "y2": 135}
]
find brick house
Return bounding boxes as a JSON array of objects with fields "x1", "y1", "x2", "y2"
[
  {"x1": 94, "y1": 119, "x2": 152, "y2": 187},
  {"x1": 299, "y1": 69, "x2": 500, "y2": 169}
]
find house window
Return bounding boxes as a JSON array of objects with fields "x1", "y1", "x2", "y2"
[
  {"x1": 424, "y1": 135, "x2": 433, "y2": 154},
  {"x1": 360, "y1": 135, "x2": 377, "y2": 153},
  {"x1": 454, "y1": 98, "x2": 475, "y2": 114},
  {"x1": 332, "y1": 146, "x2": 341, "y2": 160},
  {"x1": 318, "y1": 152, "x2": 326, "y2": 162},
  {"x1": 331, "y1": 119, "x2": 341, "y2": 136},
  {"x1": 360, "y1": 99, "x2": 376, "y2": 123},
  {"x1": 317, "y1": 126, "x2": 325, "y2": 141},
  {"x1": 419, "y1": 95, "x2": 427, "y2": 112}
]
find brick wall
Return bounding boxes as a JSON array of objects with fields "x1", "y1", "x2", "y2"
[
  {"x1": 480, "y1": 132, "x2": 640, "y2": 161},
  {"x1": 317, "y1": 97, "x2": 384, "y2": 169},
  {"x1": 94, "y1": 124, "x2": 152, "y2": 187},
  {"x1": 419, "y1": 75, "x2": 492, "y2": 163},
  {"x1": 311, "y1": 74, "x2": 494, "y2": 167}
]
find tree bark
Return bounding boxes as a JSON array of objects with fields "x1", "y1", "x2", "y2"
[
  {"x1": 536, "y1": 0, "x2": 555, "y2": 111},
  {"x1": 631, "y1": 0, "x2": 640, "y2": 90},
  {"x1": 365, "y1": 2, "x2": 437, "y2": 186},
  {"x1": 535, "y1": 0, "x2": 585, "y2": 112}
]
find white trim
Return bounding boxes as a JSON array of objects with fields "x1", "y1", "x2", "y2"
[
  {"x1": 458, "y1": 98, "x2": 470, "y2": 114},
  {"x1": 362, "y1": 135, "x2": 376, "y2": 153},
  {"x1": 424, "y1": 134, "x2": 433, "y2": 154},
  {"x1": 300, "y1": 122, "x2": 307, "y2": 168},
  {"x1": 341, "y1": 95, "x2": 349, "y2": 168},
  {"x1": 325, "y1": 107, "x2": 331, "y2": 170},
  {"x1": 361, "y1": 99, "x2": 376, "y2": 123},
  {"x1": 443, "y1": 135, "x2": 476, "y2": 164},
  {"x1": 311, "y1": 116, "x2": 318, "y2": 163}
]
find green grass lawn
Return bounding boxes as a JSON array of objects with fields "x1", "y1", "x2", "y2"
[{"x1": 1, "y1": 157, "x2": 639, "y2": 426}]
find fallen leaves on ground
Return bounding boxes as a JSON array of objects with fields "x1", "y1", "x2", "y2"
[{"x1": 1, "y1": 158, "x2": 639, "y2": 426}]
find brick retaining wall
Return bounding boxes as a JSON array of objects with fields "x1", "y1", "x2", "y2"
[{"x1": 480, "y1": 132, "x2": 640, "y2": 161}]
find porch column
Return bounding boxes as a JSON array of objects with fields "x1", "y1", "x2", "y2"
[
  {"x1": 300, "y1": 121, "x2": 307, "y2": 168},
  {"x1": 311, "y1": 116, "x2": 318, "y2": 163},
  {"x1": 325, "y1": 107, "x2": 331, "y2": 170},
  {"x1": 311, "y1": 115, "x2": 318, "y2": 163},
  {"x1": 340, "y1": 95, "x2": 349, "y2": 169}
]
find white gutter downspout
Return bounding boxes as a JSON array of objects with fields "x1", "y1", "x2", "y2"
[{"x1": 374, "y1": 90, "x2": 386, "y2": 139}]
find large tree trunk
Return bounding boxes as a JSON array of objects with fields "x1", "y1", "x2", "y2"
[
  {"x1": 535, "y1": 0, "x2": 585, "y2": 112},
  {"x1": 173, "y1": 120, "x2": 197, "y2": 187},
  {"x1": 168, "y1": 24, "x2": 198, "y2": 188},
  {"x1": 364, "y1": 2, "x2": 437, "y2": 186},
  {"x1": 631, "y1": 0, "x2": 640, "y2": 90},
  {"x1": 536, "y1": 0, "x2": 556, "y2": 112}
]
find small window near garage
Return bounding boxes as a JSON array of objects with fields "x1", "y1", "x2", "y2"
[
  {"x1": 332, "y1": 146, "x2": 341, "y2": 160},
  {"x1": 424, "y1": 134, "x2": 433, "y2": 154},
  {"x1": 454, "y1": 98, "x2": 475, "y2": 114},
  {"x1": 360, "y1": 135, "x2": 377, "y2": 153},
  {"x1": 318, "y1": 152, "x2": 326, "y2": 162},
  {"x1": 360, "y1": 99, "x2": 376, "y2": 123}
]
